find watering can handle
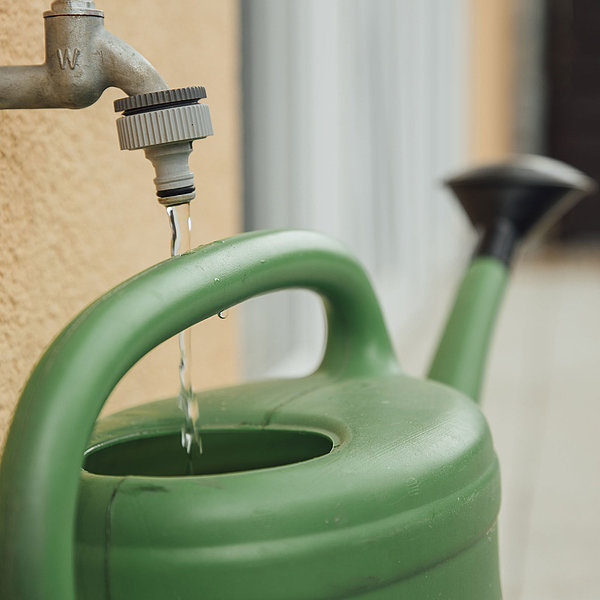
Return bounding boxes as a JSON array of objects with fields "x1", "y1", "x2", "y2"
[{"x1": 0, "y1": 229, "x2": 398, "y2": 600}]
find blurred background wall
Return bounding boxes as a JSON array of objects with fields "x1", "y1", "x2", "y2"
[
  {"x1": 1, "y1": 1, "x2": 598, "y2": 598},
  {"x1": 242, "y1": 0, "x2": 473, "y2": 379},
  {"x1": 241, "y1": 1, "x2": 599, "y2": 599},
  {"x1": 240, "y1": 0, "x2": 523, "y2": 380}
]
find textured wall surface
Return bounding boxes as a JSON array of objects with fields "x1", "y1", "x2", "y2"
[
  {"x1": 0, "y1": 1, "x2": 241, "y2": 452},
  {"x1": 469, "y1": 0, "x2": 516, "y2": 160}
]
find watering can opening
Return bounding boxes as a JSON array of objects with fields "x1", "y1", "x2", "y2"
[{"x1": 83, "y1": 427, "x2": 334, "y2": 477}]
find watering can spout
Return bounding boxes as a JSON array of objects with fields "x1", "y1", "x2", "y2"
[{"x1": 428, "y1": 155, "x2": 595, "y2": 402}]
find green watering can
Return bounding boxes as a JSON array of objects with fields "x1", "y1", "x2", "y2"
[{"x1": 0, "y1": 156, "x2": 593, "y2": 599}]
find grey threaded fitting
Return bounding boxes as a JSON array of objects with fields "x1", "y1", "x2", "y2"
[{"x1": 114, "y1": 86, "x2": 213, "y2": 206}]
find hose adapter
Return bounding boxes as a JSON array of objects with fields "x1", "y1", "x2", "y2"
[{"x1": 114, "y1": 86, "x2": 213, "y2": 206}]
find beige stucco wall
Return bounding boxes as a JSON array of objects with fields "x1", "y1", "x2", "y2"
[
  {"x1": 469, "y1": 0, "x2": 516, "y2": 161},
  {"x1": 0, "y1": 1, "x2": 241, "y2": 452}
]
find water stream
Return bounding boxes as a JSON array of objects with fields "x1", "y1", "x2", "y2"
[{"x1": 166, "y1": 203, "x2": 202, "y2": 463}]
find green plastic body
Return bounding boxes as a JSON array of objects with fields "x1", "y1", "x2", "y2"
[
  {"x1": 0, "y1": 230, "x2": 501, "y2": 600},
  {"x1": 428, "y1": 256, "x2": 508, "y2": 402}
]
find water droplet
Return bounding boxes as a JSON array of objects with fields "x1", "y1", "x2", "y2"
[
  {"x1": 218, "y1": 311, "x2": 228, "y2": 320},
  {"x1": 260, "y1": 259, "x2": 265, "y2": 264},
  {"x1": 214, "y1": 277, "x2": 220, "y2": 282}
]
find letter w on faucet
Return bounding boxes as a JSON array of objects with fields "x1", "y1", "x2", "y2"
[{"x1": 57, "y1": 48, "x2": 80, "y2": 70}]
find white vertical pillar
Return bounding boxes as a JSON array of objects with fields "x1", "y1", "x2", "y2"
[{"x1": 242, "y1": 0, "x2": 472, "y2": 379}]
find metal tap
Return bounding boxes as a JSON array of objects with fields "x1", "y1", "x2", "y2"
[
  {"x1": 0, "y1": 1, "x2": 168, "y2": 109},
  {"x1": 0, "y1": 1, "x2": 213, "y2": 205}
]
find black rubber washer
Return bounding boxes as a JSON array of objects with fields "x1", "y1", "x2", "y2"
[{"x1": 156, "y1": 186, "x2": 196, "y2": 198}]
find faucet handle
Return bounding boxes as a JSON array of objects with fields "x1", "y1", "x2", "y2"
[
  {"x1": 446, "y1": 155, "x2": 596, "y2": 264},
  {"x1": 114, "y1": 86, "x2": 213, "y2": 206}
]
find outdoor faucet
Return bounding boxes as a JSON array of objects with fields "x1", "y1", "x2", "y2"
[{"x1": 0, "y1": 0, "x2": 213, "y2": 205}]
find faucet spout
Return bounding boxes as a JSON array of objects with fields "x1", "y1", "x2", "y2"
[
  {"x1": 0, "y1": 1, "x2": 167, "y2": 110},
  {"x1": 0, "y1": 0, "x2": 213, "y2": 207},
  {"x1": 99, "y1": 30, "x2": 168, "y2": 97}
]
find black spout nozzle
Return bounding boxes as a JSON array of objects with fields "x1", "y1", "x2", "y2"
[{"x1": 446, "y1": 155, "x2": 596, "y2": 265}]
